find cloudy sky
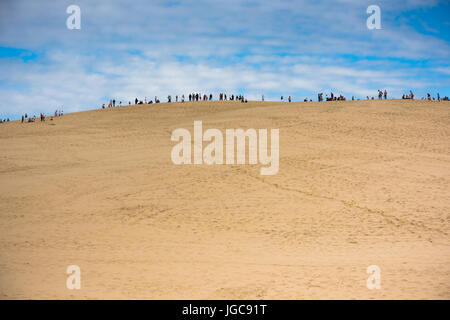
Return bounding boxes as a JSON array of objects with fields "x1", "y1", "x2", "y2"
[{"x1": 0, "y1": 0, "x2": 449, "y2": 119}]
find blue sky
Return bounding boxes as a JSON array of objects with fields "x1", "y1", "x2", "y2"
[{"x1": 0, "y1": 0, "x2": 449, "y2": 119}]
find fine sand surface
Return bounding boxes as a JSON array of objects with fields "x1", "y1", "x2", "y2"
[{"x1": 0, "y1": 99, "x2": 449, "y2": 299}]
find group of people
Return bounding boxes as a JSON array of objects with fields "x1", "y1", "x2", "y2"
[
  {"x1": 189, "y1": 93, "x2": 209, "y2": 101},
  {"x1": 295, "y1": 91, "x2": 392, "y2": 102},
  {"x1": 186, "y1": 93, "x2": 248, "y2": 103},
  {"x1": 19, "y1": 109, "x2": 63, "y2": 124},
  {"x1": 185, "y1": 93, "x2": 249, "y2": 103},
  {"x1": 21, "y1": 114, "x2": 38, "y2": 123},
  {"x1": 0, "y1": 118, "x2": 10, "y2": 124},
  {"x1": 280, "y1": 96, "x2": 293, "y2": 102},
  {"x1": 101, "y1": 93, "x2": 250, "y2": 110},
  {"x1": 402, "y1": 90, "x2": 415, "y2": 100},
  {"x1": 400, "y1": 90, "x2": 445, "y2": 100},
  {"x1": 422, "y1": 93, "x2": 447, "y2": 101},
  {"x1": 378, "y1": 90, "x2": 388, "y2": 99},
  {"x1": 318, "y1": 92, "x2": 347, "y2": 101},
  {"x1": 326, "y1": 93, "x2": 345, "y2": 101},
  {"x1": 107, "y1": 99, "x2": 121, "y2": 108}
]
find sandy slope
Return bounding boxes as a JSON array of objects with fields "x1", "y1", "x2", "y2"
[{"x1": 0, "y1": 99, "x2": 449, "y2": 299}]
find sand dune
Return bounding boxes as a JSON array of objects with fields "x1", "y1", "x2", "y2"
[{"x1": 0, "y1": 99, "x2": 449, "y2": 299}]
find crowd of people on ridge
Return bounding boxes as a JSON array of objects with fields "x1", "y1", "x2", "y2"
[
  {"x1": 101, "y1": 93, "x2": 250, "y2": 109},
  {"x1": 3, "y1": 90, "x2": 448, "y2": 124},
  {"x1": 96, "y1": 89, "x2": 446, "y2": 111}
]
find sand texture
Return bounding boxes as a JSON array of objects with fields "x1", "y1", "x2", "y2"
[{"x1": 0, "y1": 99, "x2": 449, "y2": 299}]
